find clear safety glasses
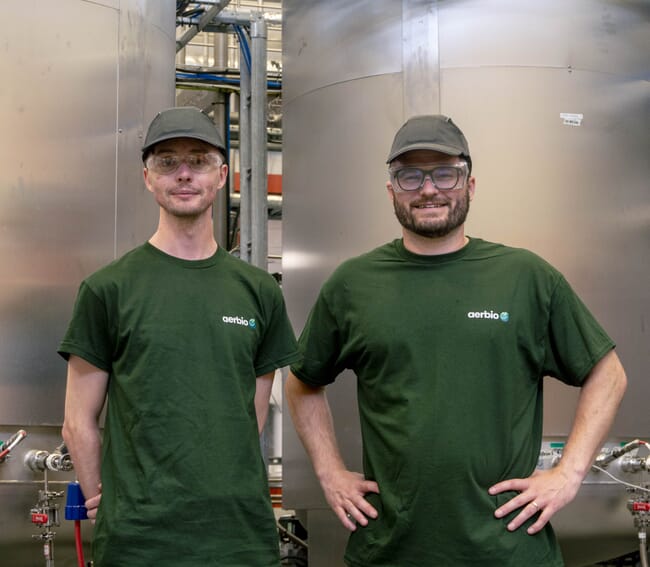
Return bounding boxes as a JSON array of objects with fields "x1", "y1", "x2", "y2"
[
  {"x1": 146, "y1": 152, "x2": 223, "y2": 175},
  {"x1": 389, "y1": 163, "x2": 468, "y2": 192}
]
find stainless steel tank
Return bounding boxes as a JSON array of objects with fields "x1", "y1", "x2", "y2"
[
  {"x1": 281, "y1": 2, "x2": 650, "y2": 566},
  {"x1": 0, "y1": 1, "x2": 175, "y2": 564}
]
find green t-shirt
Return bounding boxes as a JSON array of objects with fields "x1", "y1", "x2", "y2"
[
  {"x1": 291, "y1": 237, "x2": 614, "y2": 567},
  {"x1": 59, "y1": 243, "x2": 300, "y2": 567}
]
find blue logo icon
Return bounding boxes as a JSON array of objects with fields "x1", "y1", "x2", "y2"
[
  {"x1": 500, "y1": 312, "x2": 510, "y2": 322},
  {"x1": 249, "y1": 319, "x2": 257, "y2": 329}
]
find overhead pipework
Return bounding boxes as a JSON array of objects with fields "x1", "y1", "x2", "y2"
[
  {"x1": 175, "y1": 1, "x2": 280, "y2": 268},
  {"x1": 176, "y1": 0, "x2": 231, "y2": 53}
]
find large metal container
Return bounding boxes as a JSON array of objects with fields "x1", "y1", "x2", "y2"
[
  {"x1": 281, "y1": 2, "x2": 650, "y2": 566},
  {"x1": 0, "y1": 1, "x2": 175, "y2": 564}
]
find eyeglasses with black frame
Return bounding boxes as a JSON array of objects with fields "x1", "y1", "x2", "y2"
[
  {"x1": 389, "y1": 163, "x2": 468, "y2": 192},
  {"x1": 146, "y1": 152, "x2": 223, "y2": 175}
]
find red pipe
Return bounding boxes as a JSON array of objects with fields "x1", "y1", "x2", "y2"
[{"x1": 75, "y1": 520, "x2": 85, "y2": 567}]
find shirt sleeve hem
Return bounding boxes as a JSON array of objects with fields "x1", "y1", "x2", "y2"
[
  {"x1": 573, "y1": 341, "x2": 616, "y2": 385},
  {"x1": 289, "y1": 365, "x2": 335, "y2": 387},
  {"x1": 57, "y1": 343, "x2": 111, "y2": 373},
  {"x1": 254, "y1": 351, "x2": 302, "y2": 377}
]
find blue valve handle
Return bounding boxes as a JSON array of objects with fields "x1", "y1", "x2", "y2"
[{"x1": 65, "y1": 482, "x2": 88, "y2": 521}]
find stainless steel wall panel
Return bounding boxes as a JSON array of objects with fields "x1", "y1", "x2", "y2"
[
  {"x1": 283, "y1": 1, "x2": 650, "y2": 564},
  {"x1": 305, "y1": 508, "x2": 349, "y2": 567},
  {"x1": 115, "y1": 1, "x2": 176, "y2": 255},
  {"x1": 402, "y1": 1, "x2": 440, "y2": 116},
  {"x1": 1, "y1": 1, "x2": 119, "y2": 425},
  {"x1": 438, "y1": 0, "x2": 649, "y2": 76},
  {"x1": 0, "y1": 1, "x2": 175, "y2": 564},
  {"x1": 282, "y1": 1, "x2": 402, "y2": 105},
  {"x1": 282, "y1": 74, "x2": 403, "y2": 329}
]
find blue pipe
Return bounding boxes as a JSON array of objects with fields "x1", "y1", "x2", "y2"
[
  {"x1": 175, "y1": 72, "x2": 281, "y2": 90},
  {"x1": 233, "y1": 25, "x2": 251, "y2": 74}
]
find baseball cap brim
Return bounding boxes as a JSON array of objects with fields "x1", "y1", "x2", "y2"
[{"x1": 142, "y1": 106, "x2": 226, "y2": 160}]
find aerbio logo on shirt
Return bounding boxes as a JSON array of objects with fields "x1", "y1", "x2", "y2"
[
  {"x1": 222, "y1": 315, "x2": 257, "y2": 329},
  {"x1": 467, "y1": 310, "x2": 510, "y2": 323}
]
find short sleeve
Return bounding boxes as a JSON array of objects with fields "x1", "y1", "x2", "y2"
[
  {"x1": 542, "y1": 276, "x2": 615, "y2": 386},
  {"x1": 253, "y1": 280, "x2": 300, "y2": 376},
  {"x1": 57, "y1": 281, "x2": 114, "y2": 372},
  {"x1": 290, "y1": 286, "x2": 347, "y2": 387}
]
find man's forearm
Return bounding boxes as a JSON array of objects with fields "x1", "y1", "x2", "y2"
[
  {"x1": 62, "y1": 355, "x2": 109, "y2": 502},
  {"x1": 285, "y1": 372, "x2": 347, "y2": 480},
  {"x1": 557, "y1": 349, "x2": 627, "y2": 480},
  {"x1": 62, "y1": 423, "x2": 102, "y2": 501},
  {"x1": 254, "y1": 371, "x2": 276, "y2": 434}
]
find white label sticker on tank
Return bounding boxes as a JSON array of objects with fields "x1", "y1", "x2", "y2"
[{"x1": 560, "y1": 113, "x2": 584, "y2": 126}]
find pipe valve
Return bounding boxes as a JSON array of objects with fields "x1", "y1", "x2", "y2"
[
  {"x1": 24, "y1": 443, "x2": 73, "y2": 473},
  {"x1": 0, "y1": 429, "x2": 27, "y2": 463}
]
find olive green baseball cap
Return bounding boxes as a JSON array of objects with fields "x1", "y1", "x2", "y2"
[
  {"x1": 142, "y1": 106, "x2": 226, "y2": 161},
  {"x1": 386, "y1": 115, "x2": 471, "y2": 169}
]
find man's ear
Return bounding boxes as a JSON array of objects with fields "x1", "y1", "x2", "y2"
[
  {"x1": 217, "y1": 163, "x2": 229, "y2": 190},
  {"x1": 467, "y1": 175, "x2": 476, "y2": 201},
  {"x1": 143, "y1": 167, "x2": 154, "y2": 194},
  {"x1": 386, "y1": 180, "x2": 396, "y2": 203}
]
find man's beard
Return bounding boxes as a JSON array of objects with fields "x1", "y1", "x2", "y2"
[{"x1": 392, "y1": 188, "x2": 471, "y2": 238}]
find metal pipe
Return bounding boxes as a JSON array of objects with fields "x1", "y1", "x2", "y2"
[
  {"x1": 230, "y1": 192, "x2": 280, "y2": 207},
  {"x1": 176, "y1": 0, "x2": 231, "y2": 53},
  {"x1": 277, "y1": 521, "x2": 309, "y2": 549},
  {"x1": 250, "y1": 13, "x2": 268, "y2": 270},
  {"x1": 211, "y1": 91, "x2": 229, "y2": 248},
  {"x1": 213, "y1": 26, "x2": 228, "y2": 69},
  {"x1": 238, "y1": 35, "x2": 252, "y2": 263},
  {"x1": 177, "y1": 9, "x2": 282, "y2": 27},
  {"x1": 641, "y1": 529, "x2": 649, "y2": 567},
  {"x1": 4, "y1": 429, "x2": 27, "y2": 451},
  {"x1": 0, "y1": 480, "x2": 71, "y2": 486},
  {"x1": 0, "y1": 429, "x2": 27, "y2": 462},
  {"x1": 596, "y1": 440, "x2": 647, "y2": 468}
]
